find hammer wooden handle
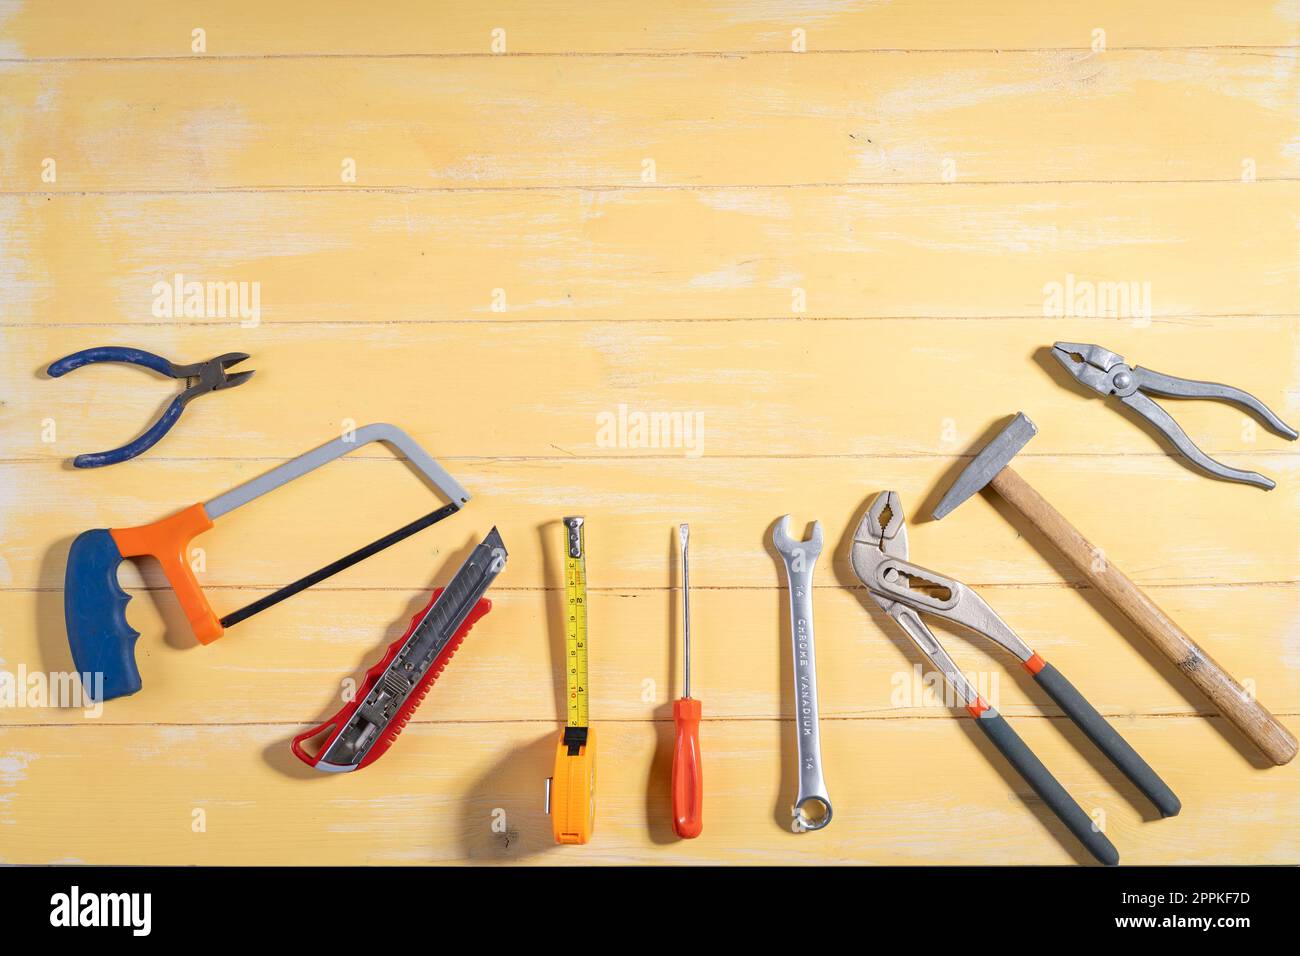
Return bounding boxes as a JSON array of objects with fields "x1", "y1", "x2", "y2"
[{"x1": 990, "y1": 465, "x2": 1298, "y2": 766}]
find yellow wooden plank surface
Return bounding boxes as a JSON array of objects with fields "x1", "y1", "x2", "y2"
[
  {"x1": 2, "y1": 582, "x2": 1296, "y2": 727},
  {"x1": 3, "y1": 188, "x2": 1297, "y2": 323},
  {"x1": 5, "y1": 320, "x2": 1298, "y2": 459},
  {"x1": 1, "y1": 719, "x2": 1296, "y2": 865},
  {"x1": 5, "y1": 52, "x2": 1298, "y2": 188},
  {"x1": 1, "y1": 1, "x2": 1296, "y2": 865},
  {"x1": 4, "y1": 454, "x2": 1298, "y2": 591},
  {"x1": 2, "y1": 0, "x2": 1296, "y2": 57}
]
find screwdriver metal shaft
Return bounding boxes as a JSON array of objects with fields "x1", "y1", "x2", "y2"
[
  {"x1": 682, "y1": 523, "x2": 691, "y2": 698},
  {"x1": 672, "y1": 523, "x2": 703, "y2": 839}
]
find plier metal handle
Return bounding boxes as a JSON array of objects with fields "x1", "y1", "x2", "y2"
[
  {"x1": 47, "y1": 346, "x2": 254, "y2": 468},
  {"x1": 1053, "y1": 341, "x2": 1297, "y2": 490},
  {"x1": 851, "y1": 491, "x2": 1180, "y2": 866}
]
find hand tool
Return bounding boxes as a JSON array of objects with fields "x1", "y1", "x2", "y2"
[
  {"x1": 672, "y1": 523, "x2": 703, "y2": 839},
  {"x1": 853, "y1": 492, "x2": 1180, "y2": 865},
  {"x1": 47, "y1": 346, "x2": 255, "y2": 468},
  {"x1": 547, "y1": 516, "x2": 596, "y2": 844},
  {"x1": 292, "y1": 528, "x2": 507, "y2": 772},
  {"x1": 65, "y1": 423, "x2": 470, "y2": 702},
  {"x1": 772, "y1": 515, "x2": 833, "y2": 832},
  {"x1": 1052, "y1": 341, "x2": 1297, "y2": 490},
  {"x1": 934, "y1": 412, "x2": 1298, "y2": 766}
]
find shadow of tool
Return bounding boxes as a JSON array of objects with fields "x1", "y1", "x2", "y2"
[
  {"x1": 951, "y1": 717, "x2": 1103, "y2": 865},
  {"x1": 456, "y1": 730, "x2": 560, "y2": 862},
  {"x1": 36, "y1": 536, "x2": 78, "y2": 679},
  {"x1": 538, "y1": 519, "x2": 568, "y2": 725},
  {"x1": 832, "y1": 495, "x2": 1130, "y2": 864},
  {"x1": 924, "y1": 403, "x2": 1274, "y2": 770},
  {"x1": 263, "y1": 533, "x2": 482, "y2": 780},
  {"x1": 761, "y1": 515, "x2": 809, "y2": 836}
]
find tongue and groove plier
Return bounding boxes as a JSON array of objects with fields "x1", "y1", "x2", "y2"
[{"x1": 850, "y1": 491, "x2": 1180, "y2": 866}]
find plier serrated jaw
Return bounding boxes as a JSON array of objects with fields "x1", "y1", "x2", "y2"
[
  {"x1": 864, "y1": 489, "x2": 905, "y2": 544},
  {"x1": 850, "y1": 491, "x2": 909, "y2": 613},
  {"x1": 1051, "y1": 341, "x2": 1127, "y2": 395}
]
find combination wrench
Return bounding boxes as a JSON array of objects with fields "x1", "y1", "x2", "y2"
[{"x1": 772, "y1": 516, "x2": 833, "y2": 832}]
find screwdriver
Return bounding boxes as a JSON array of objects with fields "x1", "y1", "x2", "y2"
[{"x1": 672, "y1": 523, "x2": 703, "y2": 839}]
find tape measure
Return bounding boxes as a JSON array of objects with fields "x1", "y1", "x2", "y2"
[
  {"x1": 563, "y1": 517, "x2": 590, "y2": 728},
  {"x1": 548, "y1": 515, "x2": 597, "y2": 844}
]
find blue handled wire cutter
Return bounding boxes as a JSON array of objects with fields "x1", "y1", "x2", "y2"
[{"x1": 47, "y1": 346, "x2": 255, "y2": 468}]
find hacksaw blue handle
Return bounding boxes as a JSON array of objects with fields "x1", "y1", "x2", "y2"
[{"x1": 64, "y1": 529, "x2": 142, "y2": 701}]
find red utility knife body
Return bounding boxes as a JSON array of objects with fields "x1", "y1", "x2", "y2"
[{"x1": 291, "y1": 528, "x2": 506, "y2": 772}]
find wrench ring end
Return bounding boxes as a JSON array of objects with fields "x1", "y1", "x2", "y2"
[{"x1": 791, "y1": 795, "x2": 833, "y2": 833}]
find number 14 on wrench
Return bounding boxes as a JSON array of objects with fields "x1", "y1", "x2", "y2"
[{"x1": 774, "y1": 516, "x2": 833, "y2": 832}]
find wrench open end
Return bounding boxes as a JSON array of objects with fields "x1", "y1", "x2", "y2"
[{"x1": 772, "y1": 514, "x2": 824, "y2": 561}]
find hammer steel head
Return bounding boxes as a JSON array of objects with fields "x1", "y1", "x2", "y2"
[{"x1": 932, "y1": 412, "x2": 1038, "y2": 520}]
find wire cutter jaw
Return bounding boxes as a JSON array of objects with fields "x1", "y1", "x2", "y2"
[{"x1": 173, "y1": 352, "x2": 255, "y2": 404}]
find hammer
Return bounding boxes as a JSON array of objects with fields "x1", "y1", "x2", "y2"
[{"x1": 933, "y1": 412, "x2": 1297, "y2": 766}]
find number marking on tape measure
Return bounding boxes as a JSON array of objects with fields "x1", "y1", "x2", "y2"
[{"x1": 563, "y1": 516, "x2": 589, "y2": 729}]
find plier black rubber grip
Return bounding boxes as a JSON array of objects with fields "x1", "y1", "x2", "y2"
[
  {"x1": 852, "y1": 491, "x2": 1181, "y2": 866},
  {"x1": 47, "y1": 346, "x2": 254, "y2": 468}
]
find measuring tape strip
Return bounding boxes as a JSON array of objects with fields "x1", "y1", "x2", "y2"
[
  {"x1": 563, "y1": 515, "x2": 590, "y2": 736},
  {"x1": 550, "y1": 515, "x2": 596, "y2": 844}
]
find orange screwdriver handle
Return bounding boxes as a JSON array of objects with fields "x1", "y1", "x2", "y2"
[{"x1": 671, "y1": 697, "x2": 703, "y2": 838}]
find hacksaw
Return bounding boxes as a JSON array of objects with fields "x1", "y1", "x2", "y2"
[{"x1": 63, "y1": 423, "x2": 469, "y2": 701}]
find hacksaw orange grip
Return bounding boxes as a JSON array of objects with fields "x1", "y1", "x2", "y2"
[{"x1": 110, "y1": 503, "x2": 222, "y2": 644}]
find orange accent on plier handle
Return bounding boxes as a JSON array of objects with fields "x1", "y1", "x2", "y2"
[
  {"x1": 671, "y1": 697, "x2": 703, "y2": 838},
  {"x1": 110, "y1": 503, "x2": 221, "y2": 643},
  {"x1": 1022, "y1": 652, "x2": 1046, "y2": 675}
]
